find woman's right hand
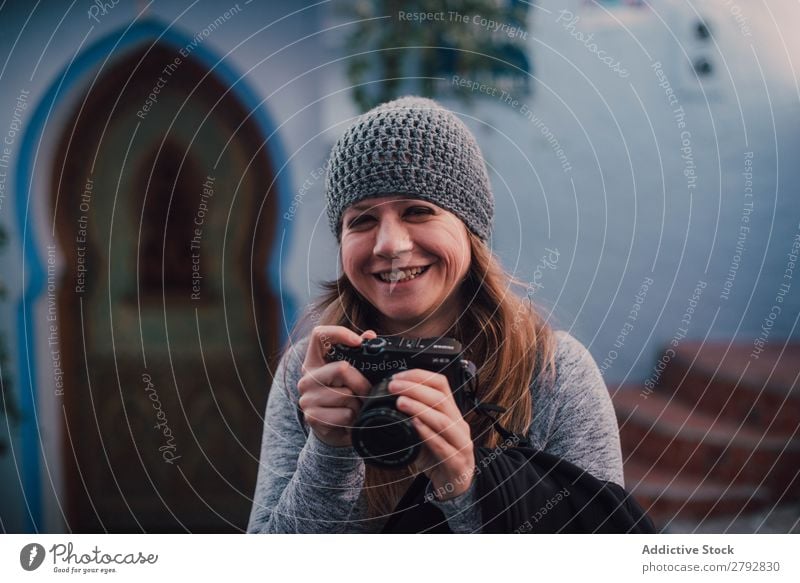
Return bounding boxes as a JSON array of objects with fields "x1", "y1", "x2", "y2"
[{"x1": 297, "y1": 326, "x2": 377, "y2": 448}]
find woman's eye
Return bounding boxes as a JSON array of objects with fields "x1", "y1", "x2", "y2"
[
  {"x1": 348, "y1": 215, "x2": 373, "y2": 228},
  {"x1": 407, "y1": 206, "x2": 433, "y2": 216}
]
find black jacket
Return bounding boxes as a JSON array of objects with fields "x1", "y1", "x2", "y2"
[{"x1": 382, "y1": 445, "x2": 656, "y2": 533}]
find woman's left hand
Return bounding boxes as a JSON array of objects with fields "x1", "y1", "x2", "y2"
[{"x1": 388, "y1": 369, "x2": 475, "y2": 500}]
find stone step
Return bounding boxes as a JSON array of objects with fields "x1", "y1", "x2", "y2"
[
  {"x1": 612, "y1": 387, "x2": 800, "y2": 497},
  {"x1": 622, "y1": 459, "x2": 774, "y2": 528},
  {"x1": 655, "y1": 341, "x2": 800, "y2": 433}
]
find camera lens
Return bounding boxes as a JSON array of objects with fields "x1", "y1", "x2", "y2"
[{"x1": 351, "y1": 377, "x2": 421, "y2": 467}]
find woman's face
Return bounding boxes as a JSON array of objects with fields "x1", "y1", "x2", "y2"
[{"x1": 341, "y1": 195, "x2": 471, "y2": 336}]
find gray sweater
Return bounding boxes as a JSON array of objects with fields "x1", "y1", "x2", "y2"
[{"x1": 247, "y1": 330, "x2": 624, "y2": 533}]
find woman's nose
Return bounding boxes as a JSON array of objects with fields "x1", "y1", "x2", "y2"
[{"x1": 373, "y1": 217, "x2": 412, "y2": 258}]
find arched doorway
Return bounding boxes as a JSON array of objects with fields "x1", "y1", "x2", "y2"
[{"x1": 50, "y1": 41, "x2": 279, "y2": 532}]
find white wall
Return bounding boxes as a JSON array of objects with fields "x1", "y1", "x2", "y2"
[
  {"x1": 297, "y1": 0, "x2": 800, "y2": 384},
  {"x1": 502, "y1": 0, "x2": 800, "y2": 381}
]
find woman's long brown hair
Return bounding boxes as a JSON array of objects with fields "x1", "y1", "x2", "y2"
[{"x1": 281, "y1": 229, "x2": 557, "y2": 520}]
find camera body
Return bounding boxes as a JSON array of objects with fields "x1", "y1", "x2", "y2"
[{"x1": 328, "y1": 336, "x2": 477, "y2": 468}]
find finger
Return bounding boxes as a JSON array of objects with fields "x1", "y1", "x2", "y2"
[
  {"x1": 411, "y1": 419, "x2": 475, "y2": 499},
  {"x1": 298, "y1": 369, "x2": 357, "y2": 396},
  {"x1": 303, "y1": 326, "x2": 364, "y2": 369},
  {"x1": 303, "y1": 360, "x2": 372, "y2": 397},
  {"x1": 409, "y1": 415, "x2": 460, "y2": 466},
  {"x1": 304, "y1": 406, "x2": 357, "y2": 430},
  {"x1": 388, "y1": 379, "x2": 457, "y2": 416},
  {"x1": 396, "y1": 395, "x2": 468, "y2": 446},
  {"x1": 391, "y1": 368, "x2": 450, "y2": 393},
  {"x1": 298, "y1": 387, "x2": 361, "y2": 415}
]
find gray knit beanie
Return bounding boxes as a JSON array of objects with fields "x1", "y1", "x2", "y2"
[{"x1": 325, "y1": 96, "x2": 494, "y2": 242}]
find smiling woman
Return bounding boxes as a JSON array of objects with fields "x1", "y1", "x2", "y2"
[
  {"x1": 248, "y1": 96, "x2": 654, "y2": 533},
  {"x1": 340, "y1": 196, "x2": 471, "y2": 338}
]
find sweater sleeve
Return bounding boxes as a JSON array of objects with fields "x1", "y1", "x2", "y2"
[
  {"x1": 247, "y1": 338, "x2": 367, "y2": 533},
  {"x1": 426, "y1": 474, "x2": 482, "y2": 533},
  {"x1": 533, "y1": 331, "x2": 625, "y2": 487}
]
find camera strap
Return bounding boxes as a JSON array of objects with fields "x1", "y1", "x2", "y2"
[
  {"x1": 460, "y1": 359, "x2": 529, "y2": 446},
  {"x1": 472, "y1": 400, "x2": 531, "y2": 447}
]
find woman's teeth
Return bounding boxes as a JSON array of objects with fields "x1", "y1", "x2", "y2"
[{"x1": 378, "y1": 266, "x2": 427, "y2": 282}]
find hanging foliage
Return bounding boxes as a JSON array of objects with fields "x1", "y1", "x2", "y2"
[{"x1": 338, "y1": 0, "x2": 533, "y2": 111}]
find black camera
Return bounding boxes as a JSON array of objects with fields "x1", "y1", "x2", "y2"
[{"x1": 328, "y1": 336, "x2": 477, "y2": 468}]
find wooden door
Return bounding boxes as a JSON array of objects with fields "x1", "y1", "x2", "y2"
[{"x1": 52, "y1": 43, "x2": 278, "y2": 532}]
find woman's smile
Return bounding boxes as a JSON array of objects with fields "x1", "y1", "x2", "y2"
[
  {"x1": 372, "y1": 264, "x2": 432, "y2": 288},
  {"x1": 341, "y1": 195, "x2": 471, "y2": 336}
]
